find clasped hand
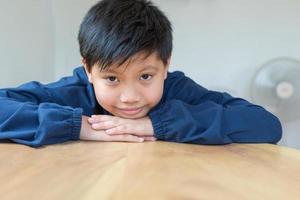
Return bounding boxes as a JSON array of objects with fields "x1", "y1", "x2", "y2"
[{"x1": 80, "y1": 115, "x2": 157, "y2": 143}]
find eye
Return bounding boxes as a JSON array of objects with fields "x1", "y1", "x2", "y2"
[
  {"x1": 105, "y1": 76, "x2": 119, "y2": 84},
  {"x1": 140, "y1": 74, "x2": 153, "y2": 81}
]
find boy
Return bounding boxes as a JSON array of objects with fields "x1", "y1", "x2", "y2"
[{"x1": 0, "y1": 0, "x2": 282, "y2": 147}]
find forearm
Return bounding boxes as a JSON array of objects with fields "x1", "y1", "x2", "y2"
[
  {"x1": 149, "y1": 100, "x2": 282, "y2": 144},
  {"x1": 0, "y1": 98, "x2": 82, "y2": 147}
]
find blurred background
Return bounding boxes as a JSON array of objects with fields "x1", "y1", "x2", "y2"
[{"x1": 0, "y1": 0, "x2": 299, "y2": 148}]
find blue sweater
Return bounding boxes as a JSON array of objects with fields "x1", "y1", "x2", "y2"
[{"x1": 0, "y1": 67, "x2": 282, "y2": 147}]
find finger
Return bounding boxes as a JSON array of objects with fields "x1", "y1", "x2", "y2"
[
  {"x1": 141, "y1": 136, "x2": 157, "y2": 141},
  {"x1": 81, "y1": 129, "x2": 142, "y2": 143},
  {"x1": 105, "y1": 125, "x2": 131, "y2": 135},
  {"x1": 109, "y1": 134, "x2": 144, "y2": 143},
  {"x1": 91, "y1": 121, "x2": 119, "y2": 130},
  {"x1": 88, "y1": 115, "x2": 116, "y2": 124}
]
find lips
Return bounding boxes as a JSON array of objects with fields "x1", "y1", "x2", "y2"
[{"x1": 118, "y1": 107, "x2": 143, "y2": 116}]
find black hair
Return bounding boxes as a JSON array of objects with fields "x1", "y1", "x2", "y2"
[{"x1": 78, "y1": 0, "x2": 172, "y2": 71}]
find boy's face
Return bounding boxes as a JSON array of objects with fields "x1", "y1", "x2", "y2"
[{"x1": 84, "y1": 52, "x2": 170, "y2": 119}]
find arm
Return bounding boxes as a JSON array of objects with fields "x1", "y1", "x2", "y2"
[
  {"x1": 148, "y1": 71, "x2": 282, "y2": 144},
  {"x1": 0, "y1": 81, "x2": 82, "y2": 147}
]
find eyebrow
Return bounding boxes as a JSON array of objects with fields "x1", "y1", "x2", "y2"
[
  {"x1": 102, "y1": 65, "x2": 159, "y2": 74},
  {"x1": 139, "y1": 65, "x2": 159, "y2": 72},
  {"x1": 102, "y1": 68, "x2": 120, "y2": 74}
]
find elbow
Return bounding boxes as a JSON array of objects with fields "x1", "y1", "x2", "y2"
[
  {"x1": 268, "y1": 115, "x2": 282, "y2": 144},
  {"x1": 229, "y1": 109, "x2": 283, "y2": 144},
  {"x1": 251, "y1": 107, "x2": 282, "y2": 144}
]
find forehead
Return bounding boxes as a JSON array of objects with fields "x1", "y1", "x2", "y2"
[{"x1": 99, "y1": 51, "x2": 165, "y2": 73}]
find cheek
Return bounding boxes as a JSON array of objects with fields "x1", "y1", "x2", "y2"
[
  {"x1": 93, "y1": 83, "x2": 117, "y2": 107},
  {"x1": 96, "y1": 93, "x2": 116, "y2": 106},
  {"x1": 144, "y1": 81, "x2": 164, "y2": 106}
]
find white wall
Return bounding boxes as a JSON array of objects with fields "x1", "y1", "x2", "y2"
[
  {"x1": 51, "y1": 0, "x2": 97, "y2": 78},
  {"x1": 1, "y1": 0, "x2": 300, "y2": 148},
  {"x1": 0, "y1": 0, "x2": 54, "y2": 87},
  {"x1": 158, "y1": 0, "x2": 300, "y2": 98}
]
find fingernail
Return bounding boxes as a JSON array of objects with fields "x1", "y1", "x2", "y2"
[
  {"x1": 92, "y1": 124, "x2": 98, "y2": 129},
  {"x1": 139, "y1": 138, "x2": 144, "y2": 143}
]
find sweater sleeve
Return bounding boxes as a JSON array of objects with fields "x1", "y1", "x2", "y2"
[
  {"x1": 0, "y1": 68, "x2": 89, "y2": 147},
  {"x1": 0, "y1": 97, "x2": 82, "y2": 147},
  {"x1": 148, "y1": 71, "x2": 282, "y2": 145}
]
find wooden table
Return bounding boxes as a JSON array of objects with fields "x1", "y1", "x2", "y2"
[{"x1": 1, "y1": 141, "x2": 300, "y2": 200}]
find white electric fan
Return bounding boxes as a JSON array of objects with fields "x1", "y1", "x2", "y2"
[{"x1": 251, "y1": 57, "x2": 300, "y2": 122}]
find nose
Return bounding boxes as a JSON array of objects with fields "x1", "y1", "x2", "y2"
[{"x1": 119, "y1": 86, "x2": 141, "y2": 103}]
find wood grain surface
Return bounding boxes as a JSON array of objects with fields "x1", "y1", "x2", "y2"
[{"x1": 1, "y1": 141, "x2": 300, "y2": 200}]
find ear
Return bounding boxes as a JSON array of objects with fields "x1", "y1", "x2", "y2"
[
  {"x1": 82, "y1": 58, "x2": 93, "y2": 84},
  {"x1": 164, "y1": 56, "x2": 171, "y2": 79}
]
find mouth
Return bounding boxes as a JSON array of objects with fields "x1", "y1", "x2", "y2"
[{"x1": 118, "y1": 107, "x2": 143, "y2": 116}]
